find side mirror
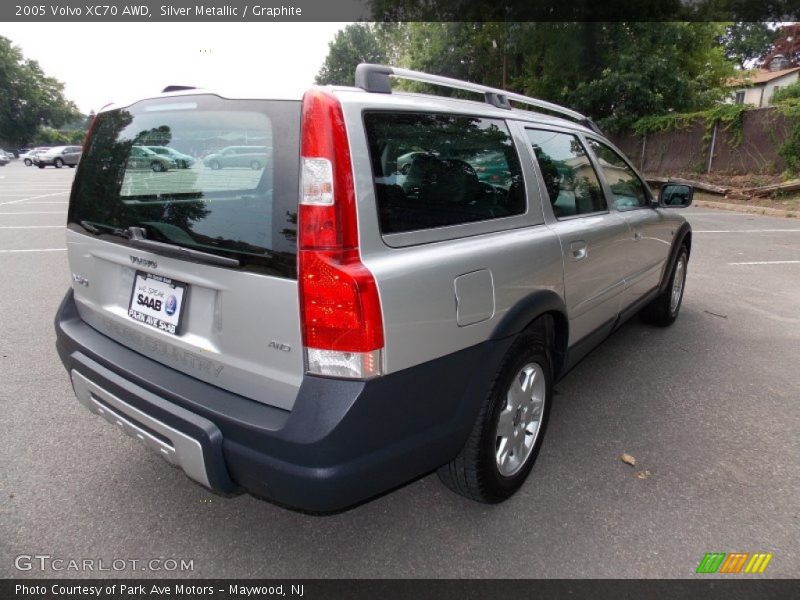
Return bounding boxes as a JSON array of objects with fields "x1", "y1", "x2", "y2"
[{"x1": 659, "y1": 183, "x2": 693, "y2": 208}]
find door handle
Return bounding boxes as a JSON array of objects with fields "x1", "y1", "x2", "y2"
[
  {"x1": 634, "y1": 231, "x2": 642, "y2": 241},
  {"x1": 569, "y1": 240, "x2": 588, "y2": 261}
]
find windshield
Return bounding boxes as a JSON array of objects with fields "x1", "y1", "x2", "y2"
[{"x1": 68, "y1": 95, "x2": 301, "y2": 277}]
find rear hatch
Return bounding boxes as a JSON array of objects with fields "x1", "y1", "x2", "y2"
[{"x1": 66, "y1": 93, "x2": 303, "y2": 410}]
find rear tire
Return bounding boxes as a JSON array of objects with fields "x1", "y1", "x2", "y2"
[
  {"x1": 151, "y1": 161, "x2": 165, "y2": 172},
  {"x1": 641, "y1": 246, "x2": 688, "y2": 327},
  {"x1": 209, "y1": 160, "x2": 221, "y2": 170},
  {"x1": 437, "y1": 326, "x2": 552, "y2": 503}
]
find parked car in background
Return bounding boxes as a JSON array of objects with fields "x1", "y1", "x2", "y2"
[
  {"x1": 145, "y1": 146, "x2": 195, "y2": 168},
  {"x1": 470, "y1": 149, "x2": 514, "y2": 188},
  {"x1": 35, "y1": 146, "x2": 82, "y2": 168},
  {"x1": 0, "y1": 152, "x2": 9, "y2": 166},
  {"x1": 21, "y1": 147, "x2": 50, "y2": 166},
  {"x1": 0, "y1": 148, "x2": 14, "y2": 161},
  {"x1": 127, "y1": 146, "x2": 177, "y2": 171},
  {"x1": 397, "y1": 150, "x2": 433, "y2": 174},
  {"x1": 203, "y1": 145, "x2": 269, "y2": 169}
]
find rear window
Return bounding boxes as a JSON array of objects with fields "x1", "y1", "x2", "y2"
[
  {"x1": 363, "y1": 112, "x2": 525, "y2": 234},
  {"x1": 68, "y1": 95, "x2": 300, "y2": 278}
]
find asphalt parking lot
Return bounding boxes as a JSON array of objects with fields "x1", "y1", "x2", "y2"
[{"x1": 1, "y1": 159, "x2": 798, "y2": 579}]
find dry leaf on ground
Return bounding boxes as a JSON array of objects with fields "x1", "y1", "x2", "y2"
[{"x1": 620, "y1": 453, "x2": 637, "y2": 467}]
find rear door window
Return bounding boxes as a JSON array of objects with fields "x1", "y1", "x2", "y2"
[
  {"x1": 585, "y1": 139, "x2": 650, "y2": 210},
  {"x1": 525, "y1": 129, "x2": 607, "y2": 219},
  {"x1": 363, "y1": 112, "x2": 525, "y2": 234},
  {"x1": 68, "y1": 95, "x2": 301, "y2": 277}
]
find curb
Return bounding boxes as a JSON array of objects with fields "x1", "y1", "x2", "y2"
[{"x1": 694, "y1": 199, "x2": 796, "y2": 218}]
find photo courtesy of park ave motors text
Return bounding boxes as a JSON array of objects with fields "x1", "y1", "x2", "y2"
[{"x1": 1, "y1": 3, "x2": 799, "y2": 586}]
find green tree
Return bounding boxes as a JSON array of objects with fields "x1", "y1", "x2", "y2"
[
  {"x1": 315, "y1": 23, "x2": 394, "y2": 86},
  {"x1": 317, "y1": 21, "x2": 734, "y2": 132},
  {"x1": 563, "y1": 23, "x2": 734, "y2": 131},
  {"x1": 719, "y1": 22, "x2": 776, "y2": 69},
  {"x1": 0, "y1": 36, "x2": 81, "y2": 146}
]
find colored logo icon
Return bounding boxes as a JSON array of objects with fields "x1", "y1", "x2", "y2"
[
  {"x1": 165, "y1": 295, "x2": 178, "y2": 316},
  {"x1": 696, "y1": 552, "x2": 773, "y2": 574}
]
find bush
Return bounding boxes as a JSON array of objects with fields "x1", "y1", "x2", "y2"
[{"x1": 772, "y1": 82, "x2": 800, "y2": 104}]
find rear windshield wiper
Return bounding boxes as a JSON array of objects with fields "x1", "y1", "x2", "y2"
[
  {"x1": 80, "y1": 220, "x2": 128, "y2": 237},
  {"x1": 80, "y1": 222, "x2": 240, "y2": 267},
  {"x1": 126, "y1": 227, "x2": 240, "y2": 268}
]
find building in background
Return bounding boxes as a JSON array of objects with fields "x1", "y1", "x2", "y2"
[{"x1": 727, "y1": 55, "x2": 800, "y2": 108}]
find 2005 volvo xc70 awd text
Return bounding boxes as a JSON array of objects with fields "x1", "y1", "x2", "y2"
[{"x1": 55, "y1": 64, "x2": 693, "y2": 511}]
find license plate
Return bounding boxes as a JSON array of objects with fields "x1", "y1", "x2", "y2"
[{"x1": 128, "y1": 271, "x2": 188, "y2": 335}]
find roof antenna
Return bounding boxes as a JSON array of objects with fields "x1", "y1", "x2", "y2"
[{"x1": 161, "y1": 85, "x2": 196, "y2": 93}]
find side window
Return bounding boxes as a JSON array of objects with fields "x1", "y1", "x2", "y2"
[
  {"x1": 525, "y1": 129, "x2": 606, "y2": 218},
  {"x1": 586, "y1": 139, "x2": 650, "y2": 210},
  {"x1": 363, "y1": 112, "x2": 526, "y2": 234}
]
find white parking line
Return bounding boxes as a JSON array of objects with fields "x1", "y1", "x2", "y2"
[
  {"x1": 0, "y1": 191, "x2": 68, "y2": 196},
  {"x1": 0, "y1": 225, "x2": 64, "y2": 229},
  {"x1": 729, "y1": 260, "x2": 800, "y2": 265},
  {"x1": 0, "y1": 186, "x2": 72, "y2": 191},
  {"x1": 0, "y1": 190, "x2": 71, "y2": 194},
  {"x1": 694, "y1": 229, "x2": 800, "y2": 233},
  {"x1": 0, "y1": 191, "x2": 70, "y2": 206},
  {"x1": 687, "y1": 212, "x2": 753, "y2": 216},
  {"x1": 0, "y1": 211, "x2": 67, "y2": 215},
  {"x1": 0, "y1": 248, "x2": 66, "y2": 253}
]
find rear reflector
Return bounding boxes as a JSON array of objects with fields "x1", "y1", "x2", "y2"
[
  {"x1": 298, "y1": 88, "x2": 384, "y2": 380},
  {"x1": 301, "y1": 158, "x2": 334, "y2": 206},
  {"x1": 306, "y1": 348, "x2": 381, "y2": 379}
]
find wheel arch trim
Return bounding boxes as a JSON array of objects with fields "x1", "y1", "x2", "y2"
[
  {"x1": 659, "y1": 221, "x2": 692, "y2": 294},
  {"x1": 490, "y1": 289, "x2": 569, "y2": 379}
]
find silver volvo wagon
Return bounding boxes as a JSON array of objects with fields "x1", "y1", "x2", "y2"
[{"x1": 55, "y1": 65, "x2": 693, "y2": 511}]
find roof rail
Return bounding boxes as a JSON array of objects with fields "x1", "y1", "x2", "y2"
[
  {"x1": 161, "y1": 85, "x2": 196, "y2": 93},
  {"x1": 354, "y1": 63, "x2": 602, "y2": 134}
]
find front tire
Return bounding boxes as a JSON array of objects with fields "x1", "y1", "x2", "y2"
[
  {"x1": 151, "y1": 161, "x2": 166, "y2": 172},
  {"x1": 641, "y1": 246, "x2": 688, "y2": 327},
  {"x1": 438, "y1": 327, "x2": 552, "y2": 503},
  {"x1": 54, "y1": 158, "x2": 63, "y2": 168},
  {"x1": 24, "y1": 158, "x2": 32, "y2": 166}
]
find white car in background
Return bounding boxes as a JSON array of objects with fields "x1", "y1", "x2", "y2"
[{"x1": 21, "y1": 147, "x2": 51, "y2": 166}]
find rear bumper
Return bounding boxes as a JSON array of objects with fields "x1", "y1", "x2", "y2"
[{"x1": 55, "y1": 290, "x2": 510, "y2": 512}]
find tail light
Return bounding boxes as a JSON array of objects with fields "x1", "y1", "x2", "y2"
[{"x1": 298, "y1": 89, "x2": 384, "y2": 379}]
